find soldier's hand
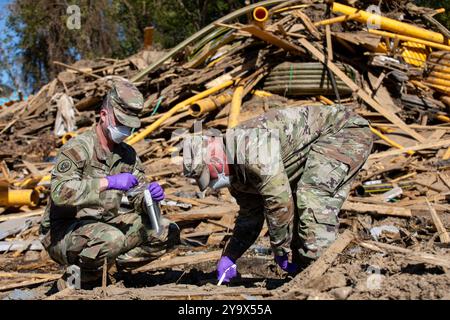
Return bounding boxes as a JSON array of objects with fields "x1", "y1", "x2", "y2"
[
  {"x1": 275, "y1": 254, "x2": 298, "y2": 273},
  {"x1": 147, "y1": 182, "x2": 165, "y2": 202},
  {"x1": 106, "y1": 173, "x2": 139, "y2": 191}
]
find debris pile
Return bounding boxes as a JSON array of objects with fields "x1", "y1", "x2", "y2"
[{"x1": 0, "y1": 0, "x2": 449, "y2": 300}]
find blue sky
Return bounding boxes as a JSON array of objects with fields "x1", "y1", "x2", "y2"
[{"x1": 0, "y1": 0, "x2": 21, "y2": 104}]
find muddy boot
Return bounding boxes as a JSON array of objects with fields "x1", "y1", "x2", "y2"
[
  {"x1": 115, "y1": 245, "x2": 163, "y2": 270},
  {"x1": 56, "y1": 273, "x2": 69, "y2": 292}
]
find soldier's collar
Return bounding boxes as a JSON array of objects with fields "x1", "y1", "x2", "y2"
[{"x1": 92, "y1": 127, "x2": 109, "y2": 161}]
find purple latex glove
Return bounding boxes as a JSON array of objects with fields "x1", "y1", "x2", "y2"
[
  {"x1": 106, "y1": 173, "x2": 138, "y2": 191},
  {"x1": 217, "y1": 256, "x2": 237, "y2": 284},
  {"x1": 148, "y1": 182, "x2": 165, "y2": 202},
  {"x1": 275, "y1": 254, "x2": 298, "y2": 273}
]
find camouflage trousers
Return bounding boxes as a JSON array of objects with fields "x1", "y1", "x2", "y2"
[
  {"x1": 292, "y1": 125, "x2": 372, "y2": 264},
  {"x1": 43, "y1": 212, "x2": 179, "y2": 281},
  {"x1": 225, "y1": 124, "x2": 372, "y2": 265}
]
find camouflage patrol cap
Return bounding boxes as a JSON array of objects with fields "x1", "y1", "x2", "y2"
[
  {"x1": 106, "y1": 79, "x2": 144, "y2": 128},
  {"x1": 182, "y1": 134, "x2": 211, "y2": 191}
]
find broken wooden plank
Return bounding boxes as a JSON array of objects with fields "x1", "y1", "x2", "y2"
[
  {"x1": 0, "y1": 275, "x2": 61, "y2": 292},
  {"x1": 426, "y1": 199, "x2": 450, "y2": 244},
  {"x1": 369, "y1": 139, "x2": 450, "y2": 160},
  {"x1": 240, "y1": 25, "x2": 306, "y2": 55},
  {"x1": 165, "y1": 205, "x2": 238, "y2": 222},
  {"x1": 0, "y1": 209, "x2": 44, "y2": 223},
  {"x1": 297, "y1": 37, "x2": 426, "y2": 143},
  {"x1": 342, "y1": 201, "x2": 412, "y2": 217},
  {"x1": 133, "y1": 250, "x2": 222, "y2": 273},
  {"x1": 359, "y1": 241, "x2": 450, "y2": 269},
  {"x1": 278, "y1": 229, "x2": 355, "y2": 297}
]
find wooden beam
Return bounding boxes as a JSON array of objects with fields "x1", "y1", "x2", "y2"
[
  {"x1": 426, "y1": 199, "x2": 450, "y2": 244},
  {"x1": 369, "y1": 139, "x2": 450, "y2": 160},
  {"x1": 0, "y1": 275, "x2": 61, "y2": 292},
  {"x1": 165, "y1": 205, "x2": 238, "y2": 222},
  {"x1": 359, "y1": 241, "x2": 450, "y2": 269},
  {"x1": 342, "y1": 201, "x2": 412, "y2": 217},
  {"x1": 297, "y1": 38, "x2": 426, "y2": 143},
  {"x1": 133, "y1": 250, "x2": 222, "y2": 273},
  {"x1": 278, "y1": 229, "x2": 354, "y2": 297},
  {"x1": 240, "y1": 25, "x2": 306, "y2": 55}
]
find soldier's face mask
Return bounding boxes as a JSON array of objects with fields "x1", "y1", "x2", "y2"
[
  {"x1": 106, "y1": 109, "x2": 131, "y2": 144},
  {"x1": 207, "y1": 157, "x2": 232, "y2": 190}
]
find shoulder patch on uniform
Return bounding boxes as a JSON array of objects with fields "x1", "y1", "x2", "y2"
[{"x1": 57, "y1": 160, "x2": 72, "y2": 173}]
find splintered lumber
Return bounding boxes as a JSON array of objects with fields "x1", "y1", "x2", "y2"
[
  {"x1": 342, "y1": 201, "x2": 412, "y2": 217},
  {"x1": 278, "y1": 229, "x2": 355, "y2": 297},
  {"x1": 133, "y1": 250, "x2": 222, "y2": 273},
  {"x1": 0, "y1": 209, "x2": 44, "y2": 223},
  {"x1": 240, "y1": 25, "x2": 306, "y2": 55},
  {"x1": 0, "y1": 274, "x2": 61, "y2": 292},
  {"x1": 165, "y1": 205, "x2": 238, "y2": 222},
  {"x1": 426, "y1": 199, "x2": 450, "y2": 244},
  {"x1": 0, "y1": 272, "x2": 60, "y2": 279},
  {"x1": 359, "y1": 241, "x2": 450, "y2": 269},
  {"x1": 130, "y1": 0, "x2": 286, "y2": 82},
  {"x1": 369, "y1": 139, "x2": 450, "y2": 160},
  {"x1": 297, "y1": 37, "x2": 426, "y2": 143}
]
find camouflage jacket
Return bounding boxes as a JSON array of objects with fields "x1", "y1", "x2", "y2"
[
  {"x1": 40, "y1": 127, "x2": 146, "y2": 236},
  {"x1": 223, "y1": 104, "x2": 370, "y2": 258}
]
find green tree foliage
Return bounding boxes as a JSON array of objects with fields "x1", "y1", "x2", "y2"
[
  {"x1": 415, "y1": 0, "x2": 450, "y2": 29},
  {"x1": 2, "y1": 0, "x2": 246, "y2": 93}
]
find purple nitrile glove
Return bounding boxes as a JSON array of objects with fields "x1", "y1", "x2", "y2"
[
  {"x1": 106, "y1": 173, "x2": 138, "y2": 191},
  {"x1": 217, "y1": 256, "x2": 237, "y2": 284},
  {"x1": 148, "y1": 182, "x2": 165, "y2": 202},
  {"x1": 275, "y1": 254, "x2": 298, "y2": 273}
]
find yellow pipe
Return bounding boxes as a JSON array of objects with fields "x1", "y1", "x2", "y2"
[
  {"x1": 126, "y1": 80, "x2": 235, "y2": 145},
  {"x1": 188, "y1": 91, "x2": 233, "y2": 117},
  {"x1": 441, "y1": 96, "x2": 450, "y2": 107},
  {"x1": 318, "y1": 95, "x2": 334, "y2": 105},
  {"x1": 61, "y1": 132, "x2": 77, "y2": 145},
  {"x1": 436, "y1": 115, "x2": 450, "y2": 123},
  {"x1": 314, "y1": 13, "x2": 361, "y2": 27},
  {"x1": 443, "y1": 147, "x2": 450, "y2": 160},
  {"x1": 430, "y1": 71, "x2": 450, "y2": 81},
  {"x1": 253, "y1": 6, "x2": 269, "y2": 22},
  {"x1": 425, "y1": 77, "x2": 450, "y2": 87},
  {"x1": 252, "y1": 89, "x2": 273, "y2": 97},
  {"x1": 428, "y1": 65, "x2": 450, "y2": 74},
  {"x1": 228, "y1": 86, "x2": 244, "y2": 129},
  {"x1": 423, "y1": 83, "x2": 450, "y2": 94},
  {"x1": 334, "y1": 2, "x2": 450, "y2": 45},
  {"x1": 0, "y1": 189, "x2": 40, "y2": 207},
  {"x1": 370, "y1": 126, "x2": 415, "y2": 155},
  {"x1": 253, "y1": 6, "x2": 269, "y2": 29},
  {"x1": 410, "y1": 80, "x2": 431, "y2": 91},
  {"x1": 368, "y1": 29, "x2": 450, "y2": 52}
]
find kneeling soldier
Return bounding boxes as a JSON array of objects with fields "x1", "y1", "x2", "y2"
[{"x1": 39, "y1": 79, "x2": 179, "y2": 288}]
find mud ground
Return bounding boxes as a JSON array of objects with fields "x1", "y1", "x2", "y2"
[{"x1": 0, "y1": 214, "x2": 449, "y2": 300}]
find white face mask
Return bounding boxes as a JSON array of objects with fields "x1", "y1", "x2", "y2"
[
  {"x1": 208, "y1": 160, "x2": 232, "y2": 190},
  {"x1": 106, "y1": 111, "x2": 131, "y2": 144}
]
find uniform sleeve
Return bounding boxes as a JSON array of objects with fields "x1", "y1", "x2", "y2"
[
  {"x1": 50, "y1": 143, "x2": 102, "y2": 207},
  {"x1": 130, "y1": 155, "x2": 148, "y2": 214},
  {"x1": 246, "y1": 158, "x2": 295, "y2": 257},
  {"x1": 223, "y1": 188, "x2": 265, "y2": 261}
]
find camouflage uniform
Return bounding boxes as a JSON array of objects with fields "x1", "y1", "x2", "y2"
[
  {"x1": 219, "y1": 104, "x2": 372, "y2": 263},
  {"x1": 39, "y1": 80, "x2": 178, "y2": 281}
]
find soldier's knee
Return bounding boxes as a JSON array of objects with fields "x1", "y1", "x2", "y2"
[
  {"x1": 101, "y1": 231, "x2": 126, "y2": 258},
  {"x1": 78, "y1": 230, "x2": 126, "y2": 269}
]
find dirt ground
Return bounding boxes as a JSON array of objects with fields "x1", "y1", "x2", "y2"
[{"x1": 1, "y1": 211, "x2": 449, "y2": 300}]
